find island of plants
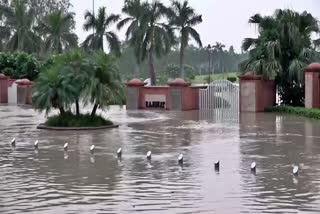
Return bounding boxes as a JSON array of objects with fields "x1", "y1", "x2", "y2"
[{"x1": 32, "y1": 49, "x2": 124, "y2": 130}]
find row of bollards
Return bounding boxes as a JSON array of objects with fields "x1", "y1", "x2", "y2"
[{"x1": 9, "y1": 138, "x2": 299, "y2": 176}]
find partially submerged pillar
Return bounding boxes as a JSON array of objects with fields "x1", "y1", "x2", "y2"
[
  {"x1": 126, "y1": 78, "x2": 147, "y2": 110},
  {"x1": 0, "y1": 73, "x2": 8, "y2": 103},
  {"x1": 239, "y1": 72, "x2": 276, "y2": 112},
  {"x1": 167, "y1": 78, "x2": 190, "y2": 111},
  {"x1": 16, "y1": 78, "x2": 32, "y2": 105},
  {"x1": 305, "y1": 63, "x2": 320, "y2": 109}
]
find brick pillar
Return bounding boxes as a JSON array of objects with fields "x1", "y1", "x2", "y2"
[
  {"x1": 239, "y1": 72, "x2": 276, "y2": 112},
  {"x1": 167, "y1": 78, "x2": 190, "y2": 111},
  {"x1": 16, "y1": 79, "x2": 32, "y2": 105},
  {"x1": 126, "y1": 79, "x2": 147, "y2": 110},
  {"x1": 305, "y1": 63, "x2": 320, "y2": 109},
  {"x1": 0, "y1": 73, "x2": 9, "y2": 103}
]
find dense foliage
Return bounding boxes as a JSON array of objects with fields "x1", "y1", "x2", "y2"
[
  {"x1": 265, "y1": 106, "x2": 320, "y2": 119},
  {"x1": 46, "y1": 112, "x2": 113, "y2": 127},
  {"x1": 119, "y1": 44, "x2": 246, "y2": 81},
  {"x1": 241, "y1": 9, "x2": 320, "y2": 106},
  {"x1": 0, "y1": 0, "x2": 76, "y2": 54},
  {"x1": 0, "y1": 52, "x2": 40, "y2": 80},
  {"x1": 32, "y1": 49, "x2": 125, "y2": 120}
]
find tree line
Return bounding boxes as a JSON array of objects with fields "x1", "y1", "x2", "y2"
[{"x1": 0, "y1": 0, "x2": 209, "y2": 85}]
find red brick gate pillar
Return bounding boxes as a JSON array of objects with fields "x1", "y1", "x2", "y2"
[
  {"x1": 0, "y1": 73, "x2": 9, "y2": 103},
  {"x1": 126, "y1": 79, "x2": 147, "y2": 110},
  {"x1": 16, "y1": 79, "x2": 32, "y2": 105},
  {"x1": 239, "y1": 72, "x2": 276, "y2": 112},
  {"x1": 305, "y1": 63, "x2": 320, "y2": 109}
]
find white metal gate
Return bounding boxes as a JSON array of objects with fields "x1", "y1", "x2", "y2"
[{"x1": 199, "y1": 80, "x2": 239, "y2": 112}]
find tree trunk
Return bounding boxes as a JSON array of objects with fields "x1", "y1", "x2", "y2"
[
  {"x1": 148, "y1": 49, "x2": 156, "y2": 85},
  {"x1": 91, "y1": 103, "x2": 99, "y2": 117},
  {"x1": 180, "y1": 42, "x2": 185, "y2": 79},
  {"x1": 59, "y1": 106, "x2": 65, "y2": 115},
  {"x1": 76, "y1": 99, "x2": 80, "y2": 116}
]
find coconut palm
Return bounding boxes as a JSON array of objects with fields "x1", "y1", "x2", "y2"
[
  {"x1": 82, "y1": 7, "x2": 121, "y2": 56},
  {"x1": 167, "y1": 0, "x2": 202, "y2": 78},
  {"x1": 117, "y1": 0, "x2": 147, "y2": 41},
  {"x1": 37, "y1": 10, "x2": 78, "y2": 54},
  {"x1": 0, "y1": 0, "x2": 40, "y2": 53},
  {"x1": 132, "y1": 1, "x2": 175, "y2": 85},
  {"x1": 84, "y1": 51, "x2": 124, "y2": 116},
  {"x1": 241, "y1": 9, "x2": 320, "y2": 106},
  {"x1": 212, "y1": 42, "x2": 226, "y2": 73}
]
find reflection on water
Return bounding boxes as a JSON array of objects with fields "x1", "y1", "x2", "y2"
[{"x1": 1, "y1": 106, "x2": 320, "y2": 213}]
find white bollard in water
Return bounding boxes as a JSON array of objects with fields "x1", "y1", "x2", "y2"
[
  {"x1": 117, "y1": 148, "x2": 122, "y2": 158},
  {"x1": 34, "y1": 140, "x2": 39, "y2": 149},
  {"x1": 178, "y1": 154, "x2": 184, "y2": 165},
  {"x1": 64, "y1": 142, "x2": 69, "y2": 151},
  {"x1": 293, "y1": 166, "x2": 299, "y2": 176},
  {"x1": 147, "y1": 151, "x2": 152, "y2": 160},
  {"x1": 251, "y1": 162, "x2": 256, "y2": 172}
]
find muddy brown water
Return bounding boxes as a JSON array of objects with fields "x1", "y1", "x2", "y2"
[{"x1": 1, "y1": 105, "x2": 320, "y2": 213}]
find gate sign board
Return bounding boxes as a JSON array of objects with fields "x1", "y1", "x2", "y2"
[
  {"x1": 170, "y1": 89, "x2": 181, "y2": 110},
  {"x1": 127, "y1": 88, "x2": 139, "y2": 110}
]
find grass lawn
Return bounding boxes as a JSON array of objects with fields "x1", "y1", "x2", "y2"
[
  {"x1": 192, "y1": 72, "x2": 238, "y2": 84},
  {"x1": 265, "y1": 106, "x2": 320, "y2": 119}
]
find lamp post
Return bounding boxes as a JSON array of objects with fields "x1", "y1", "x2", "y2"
[{"x1": 93, "y1": 0, "x2": 95, "y2": 36}]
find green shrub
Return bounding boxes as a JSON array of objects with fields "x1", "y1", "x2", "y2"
[
  {"x1": 265, "y1": 106, "x2": 320, "y2": 119},
  {"x1": 227, "y1": 77, "x2": 237, "y2": 83},
  {"x1": 46, "y1": 112, "x2": 113, "y2": 127},
  {"x1": 0, "y1": 52, "x2": 40, "y2": 80},
  {"x1": 3, "y1": 67, "x2": 14, "y2": 77}
]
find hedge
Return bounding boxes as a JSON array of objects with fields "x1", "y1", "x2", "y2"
[
  {"x1": 0, "y1": 52, "x2": 40, "y2": 81},
  {"x1": 265, "y1": 106, "x2": 320, "y2": 119}
]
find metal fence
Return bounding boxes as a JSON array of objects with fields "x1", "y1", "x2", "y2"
[{"x1": 199, "y1": 80, "x2": 239, "y2": 112}]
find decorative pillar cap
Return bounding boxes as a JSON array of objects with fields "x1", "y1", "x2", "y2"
[
  {"x1": 126, "y1": 78, "x2": 147, "y2": 87},
  {"x1": 239, "y1": 71, "x2": 264, "y2": 80},
  {"x1": 167, "y1": 78, "x2": 190, "y2": 87},
  {"x1": 16, "y1": 78, "x2": 32, "y2": 85},
  {"x1": 0, "y1": 73, "x2": 8, "y2": 80},
  {"x1": 305, "y1": 63, "x2": 320, "y2": 72}
]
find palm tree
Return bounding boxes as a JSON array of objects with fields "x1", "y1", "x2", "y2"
[
  {"x1": 241, "y1": 9, "x2": 320, "y2": 106},
  {"x1": 132, "y1": 1, "x2": 175, "y2": 85},
  {"x1": 167, "y1": 0, "x2": 202, "y2": 78},
  {"x1": 212, "y1": 42, "x2": 226, "y2": 74},
  {"x1": 31, "y1": 61, "x2": 77, "y2": 115},
  {"x1": 117, "y1": 0, "x2": 147, "y2": 41},
  {"x1": 0, "y1": 0, "x2": 40, "y2": 53},
  {"x1": 82, "y1": 7, "x2": 121, "y2": 56},
  {"x1": 37, "y1": 10, "x2": 78, "y2": 54},
  {"x1": 84, "y1": 51, "x2": 124, "y2": 117}
]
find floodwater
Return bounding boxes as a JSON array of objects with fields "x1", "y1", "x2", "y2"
[{"x1": 1, "y1": 105, "x2": 320, "y2": 213}]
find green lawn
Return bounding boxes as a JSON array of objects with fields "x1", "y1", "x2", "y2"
[{"x1": 191, "y1": 72, "x2": 238, "y2": 84}]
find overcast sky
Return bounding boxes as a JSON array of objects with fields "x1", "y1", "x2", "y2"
[{"x1": 70, "y1": 0, "x2": 320, "y2": 52}]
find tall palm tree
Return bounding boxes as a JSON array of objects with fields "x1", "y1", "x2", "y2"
[
  {"x1": 212, "y1": 42, "x2": 226, "y2": 73},
  {"x1": 117, "y1": 0, "x2": 147, "y2": 41},
  {"x1": 82, "y1": 7, "x2": 121, "y2": 56},
  {"x1": 167, "y1": 0, "x2": 202, "y2": 78},
  {"x1": 38, "y1": 10, "x2": 78, "y2": 54},
  {"x1": 132, "y1": 1, "x2": 175, "y2": 85},
  {"x1": 0, "y1": 0, "x2": 40, "y2": 53}
]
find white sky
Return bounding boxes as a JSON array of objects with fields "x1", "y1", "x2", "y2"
[{"x1": 70, "y1": 0, "x2": 320, "y2": 52}]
